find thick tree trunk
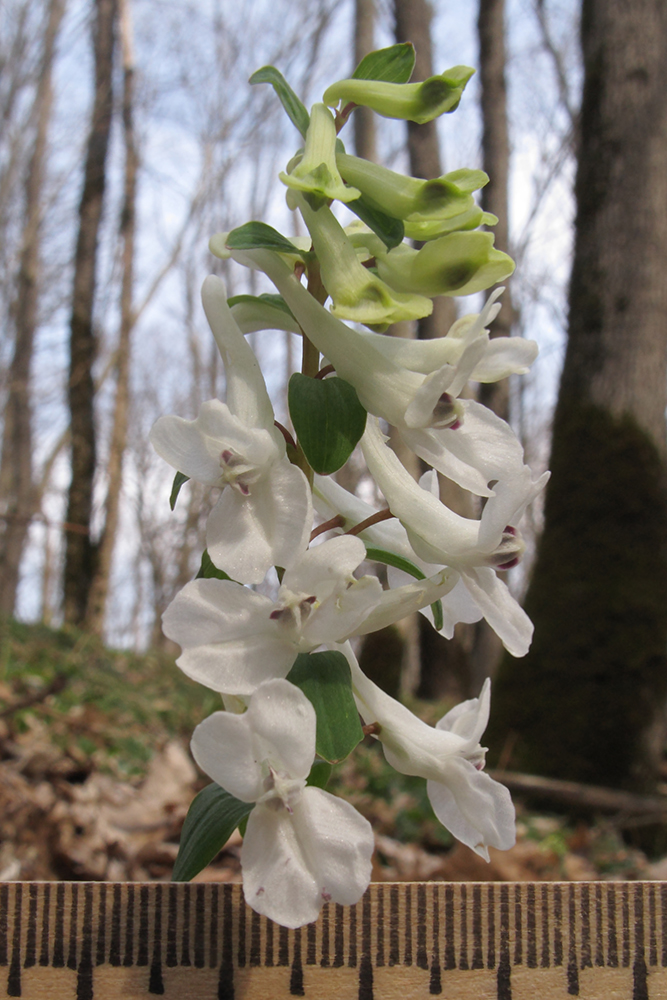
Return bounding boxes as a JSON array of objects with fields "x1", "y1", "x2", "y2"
[
  {"x1": 63, "y1": 0, "x2": 116, "y2": 625},
  {"x1": 86, "y1": 0, "x2": 136, "y2": 635},
  {"x1": 0, "y1": 0, "x2": 64, "y2": 617},
  {"x1": 488, "y1": 0, "x2": 667, "y2": 791}
]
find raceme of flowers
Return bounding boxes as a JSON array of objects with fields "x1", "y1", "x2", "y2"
[{"x1": 152, "y1": 44, "x2": 548, "y2": 929}]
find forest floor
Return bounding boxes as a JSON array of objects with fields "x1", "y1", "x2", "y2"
[{"x1": 0, "y1": 617, "x2": 664, "y2": 886}]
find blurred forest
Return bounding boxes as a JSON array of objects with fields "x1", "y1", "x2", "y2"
[{"x1": 2, "y1": 0, "x2": 667, "y2": 880}]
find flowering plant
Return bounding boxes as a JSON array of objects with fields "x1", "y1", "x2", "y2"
[{"x1": 153, "y1": 43, "x2": 547, "y2": 929}]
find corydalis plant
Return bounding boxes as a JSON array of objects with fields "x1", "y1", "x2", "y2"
[{"x1": 155, "y1": 43, "x2": 547, "y2": 929}]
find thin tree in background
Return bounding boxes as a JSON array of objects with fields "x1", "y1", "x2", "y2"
[
  {"x1": 468, "y1": 0, "x2": 514, "y2": 687},
  {"x1": 353, "y1": 0, "x2": 377, "y2": 162},
  {"x1": 63, "y1": 0, "x2": 116, "y2": 625},
  {"x1": 489, "y1": 0, "x2": 667, "y2": 792},
  {"x1": 477, "y1": 0, "x2": 513, "y2": 421},
  {"x1": 0, "y1": 0, "x2": 65, "y2": 617},
  {"x1": 393, "y1": 0, "x2": 475, "y2": 699},
  {"x1": 86, "y1": 0, "x2": 136, "y2": 634}
]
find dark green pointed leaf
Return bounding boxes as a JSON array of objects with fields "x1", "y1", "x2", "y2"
[
  {"x1": 172, "y1": 783, "x2": 253, "y2": 882},
  {"x1": 352, "y1": 43, "x2": 415, "y2": 84},
  {"x1": 249, "y1": 65, "x2": 310, "y2": 137},
  {"x1": 287, "y1": 651, "x2": 363, "y2": 763},
  {"x1": 226, "y1": 221, "x2": 305, "y2": 255},
  {"x1": 196, "y1": 550, "x2": 232, "y2": 582},
  {"x1": 346, "y1": 192, "x2": 405, "y2": 250},
  {"x1": 227, "y1": 292, "x2": 294, "y2": 317},
  {"x1": 288, "y1": 374, "x2": 367, "y2": 475},
  {"x1": 365, "y1": 546, "x2": 444, "y2": 632},
  {"x1": 169, "y1": 471, "x2": 189, "y2": 510}
]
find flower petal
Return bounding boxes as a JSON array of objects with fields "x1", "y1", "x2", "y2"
[
  {"x1": 242, "y1": 787, "x2": 373, "y2": 927},
  {"x1": 427, "y1": 757, "x2": 515, "y2": 859},
  {"x1": 162, "y1": 579, "x2": 296, "y2": 694},
  {"x1": 460, "y1": 566, "x2": 534, "y2": 657},
  {"x1": 207, "y1": 460, "x2": 312, "y2": 584},
  {"x1": 201, "y1": 275, "x2": 275, "y2": 430}
]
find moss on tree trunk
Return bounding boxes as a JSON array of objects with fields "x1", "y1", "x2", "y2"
[{"x1": 488, "y1": 403, "x2": 667, "y2": 789}]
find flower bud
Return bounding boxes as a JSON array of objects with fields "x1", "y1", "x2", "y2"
[
  {"x1": 323, "y1": 65, "x2": 475, "y2": 124},
  {"x1": 280, "y1": 103, "x2": 360, "y2": 207}
]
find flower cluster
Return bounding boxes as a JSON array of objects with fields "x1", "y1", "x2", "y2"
[{"x1": 152, "y1": 45, "x2": 547, "y2": 928}]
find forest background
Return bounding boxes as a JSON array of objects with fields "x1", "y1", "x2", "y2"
[{"x1": 2, "y1": 0, "x2": 667, "y2": 880}]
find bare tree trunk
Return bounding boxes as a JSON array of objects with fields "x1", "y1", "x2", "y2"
[
  {"x1": 393, "y1": 0, "x2": 474, "y2": 699},
  {"x1": 86, "y1": 0, "x2": 136, "y2": 635},
  {"x1": 353, "y1": 0, "x2": 377, "y2": 162},
  {"x1": 63, "y1": 0, "x2": 116, "y2": 626},
  {"x1": 468, "y1": 0, "x2": 514, "y2": 687},
  {"x1": 489, "y1": 0, "x2": 667, "y2": 793},
  {"x1": 477, "y1": 0, "x2": 513, "y2": 419},
  {"x1": 0, "y1": 0, "x2": 65, "y2": 617}
]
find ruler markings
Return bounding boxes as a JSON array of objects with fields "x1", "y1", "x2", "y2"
[
  {"x1": 416, "y1": 882, "x2": 428, "y2": 970},
  {"x1": 6, "y1": 883, "x2": 667, "y2": 998},
  {"x1": 265, "y1": 901, "x2": 275, "y2": 967},
  {"x1": 251, "y1": 907, "x2": 262, "y2": 966},
  {"x1": 527, "y1": 883, "x2": 537, "y2": 968},
  {"x1": 138, "y1": 885, "x2": 149, "y2": 968},
  {"x1": 649, "y1": 883, "x2": 657, "y2": 967},
  {"x1": 375, "y1": 881, "x2": 384, "y2": 967},
  {"x1": 148, "y1": 882, "x2": 163, "y2": 995},
  {"x1": 290, "y1": 924, "x2": 303, "y2": 996},
  {"x1": 472, "y1": 883, "x2": 483, "y2": 970},
  {"x1": 39, "y1": 882, "x2": 49, "y2": 968},
  {"x1": 581, "y1": 882, "x2": 591, "y2": 969},
  {"x1": 359, "y1": 890, "x2": 373, "y2": 1000},
  {"x1": 458, "y1": 882, "x2": 468, "y2": 971},
  {"x1": 514, "y1": 882, "x2": 522, "y2": 967},
  {"x1": 8, "y1": 882, "x2": 22, "y2": 996},
  {"x1": 25, "y1": 883, "x2": 37, "y2": 969},
  {"x1": 566, "y1": 883, "x2": 579, "y2": 995},
  {"x1": 430, "y1": 883, "x2": 441, "y2": 995}
]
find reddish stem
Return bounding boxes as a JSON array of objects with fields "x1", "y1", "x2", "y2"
[
  {"x1": 274, "y1": 420, "x2": 297, "y2": 450},
  {"x1": 345, "y1": 508, "x2": 394, "y2": 537},
  {"x1": 310, "y1": 514, "x2": 346, "y2": 542},
  {"x1": 315, "y1": 364, "x2": 335, "y2": 380}
]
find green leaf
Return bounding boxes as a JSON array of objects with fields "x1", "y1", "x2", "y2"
[
  {"x1": 169, "y1": 471, "x2": 189, "y2": 510},
  {"x1": 172, "y1": 783, "x2": 253, "y2": 882},
  {"x1": 226, "y1": 221, "x2": 305, "y2": 255},
  {"x1": 346, "y1": 191, "x2": 405, "y2": 250},
  {"x1": 365, "y1": 546, "x2": 444, "y2": 632},
  {"x1": 249, "y1": 65, "x2": 310, "y2": 137},
  {"x1": 196, "y1": 550, "x2": 232, "y2": 582},
  {"x1": 227, "y1": 292, "x2": 293, "y2": 316},
  {"x1": 352, "y1": 43, "x2": 415, "y2": 84},
  {"x1": 307, "y1": 759, "x2": 333, "y2": 789},
  {"x1": 287, "y1": 651, "x2": 363, "y2": 763},
  {"x1": 288, "y1": 374, "x2": 367, "y2": 475}
]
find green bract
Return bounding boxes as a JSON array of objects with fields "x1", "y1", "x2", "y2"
[
  {"x1": 322, "y1": 65, "x2": 475, "y2": 124},
  {"x1": 280, "y1": 103, "x2": 361, "y2": 207},
  {"x1": 298, "y1": 196, "x2": 432, "y2": 328},
  {"x1": 288, "y1": 373, "x2": 367, "y2": 475},
  {"x1": 376, "y1": 231, "x2": 516, "y2": 298},
  {"x1": 286, "y1": 650, "x2": 364, "y2": 763},
  {"x1": 337, "y1": 154, "x2": 487, "y2": 226}
]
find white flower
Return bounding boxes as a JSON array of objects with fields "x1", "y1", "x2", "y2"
[
  {"x1": 162, "y1": 535, "x2": 383, "y2": 695},
  {"x1": 150, "y1": 276, "x2": 312, "y2": 584},
  {"x1": 313, "y1": 473, "x2": 483, "y2": 637},
  {"x1": 163, "y1": 529, "x2": 455, "y2": 695},
  {"x1": 191, "y1": 678, "x2": 374, "y2": 927},
  {"x1": 360, "y1": 417, "x2": 549, "y2": 656},
  {"x1": 341, "y1": 645, "x2": 515, "y2": 861},
  {"x1": 227, "y1": 247, "x2": 527, "y2": 497}
]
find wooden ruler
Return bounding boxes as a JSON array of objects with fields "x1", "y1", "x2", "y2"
[{"x1": 0, "y1": 881, "x2": 665, "y2": 999}]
